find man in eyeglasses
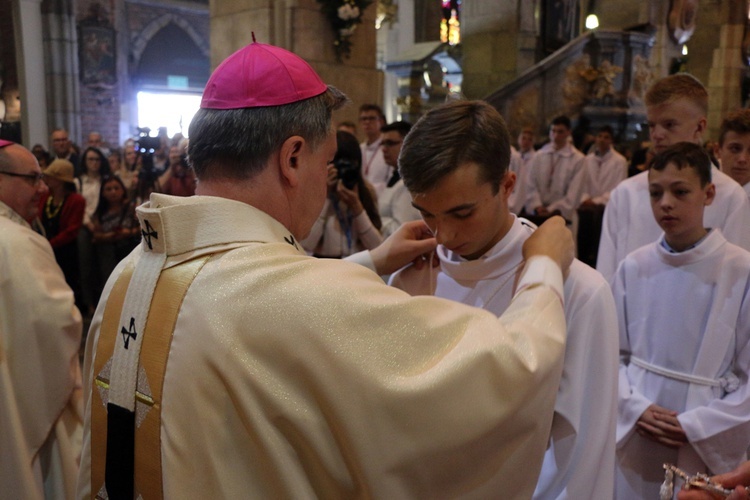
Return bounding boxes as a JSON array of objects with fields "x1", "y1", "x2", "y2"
[
  {"x1": 358, "y1": 103, "x2": 390, "y2": 196},
  {"x1": 0, "y1": 140, "x2": 83, "y2": 499},
  {"x1": 378, "y1": 121, "x2": 421, "y2": 238}
]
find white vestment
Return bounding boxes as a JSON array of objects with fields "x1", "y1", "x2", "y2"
[
  {"x1": 614, "y1": 229, "x2": 750, "y2": 499},
  {"x1": 390, "y1": 216, "x2": 619, "y2": 500},
  {"x1": 744, "y1": 182, "x2": 750, "y2": 200},
  {"x1": 508, "y1": 147, "x2": 536, "y2": 215},
  {"x1": 0, "y1": 201, "x2": 83, "y2": 500},
  {"x1": 524, "y1": 142, "x2": 586, "y2": 221},
  {"x1": 596, "y1": 168, "x2": 750, "y2": 282},
  {"x1": 580, "y1": 148, "x2": 627, "y2": 205},
  {"x1": 77, "y1": 194, "x2": 570, "y2": 499},
  {"x1": 378, "y1": 178, "x2": 421, "y2": 238},
  {"x1": 360, "y1": 138, "x2": 391, "y2": 197},
  {"x1": 301, "y1": 197, "x2": 383, "y2": 257}
]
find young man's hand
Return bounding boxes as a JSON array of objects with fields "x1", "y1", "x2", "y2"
[
  {"x1": 522, "y1": 216, "x2": 574, "y2": 275},
  {"x1": 636, "y1": 404, "x2": 687, "y2": 448}
]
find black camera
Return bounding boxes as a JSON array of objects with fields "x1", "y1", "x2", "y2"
[
  {"x1": 136, "y1": 127, "x2": 161, "y2": 153},
  {"x1": 334, "y1": 158, "x2": 359, "y2": 190}
]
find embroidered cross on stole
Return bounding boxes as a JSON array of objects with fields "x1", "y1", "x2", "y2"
[{"x1": 90, "y1": 254, "x2": 212, "y2": 499}]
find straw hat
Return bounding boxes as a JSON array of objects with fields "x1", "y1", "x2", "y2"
[{"x1": 43, "y1": 158, "x2": 76, "y2": 184}]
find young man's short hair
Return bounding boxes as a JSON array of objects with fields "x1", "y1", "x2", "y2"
[
  {"x1": 399, "y1": 100, "x2": 511, "y2": 195},
  {"x1": 718, "y1": 109, "x2": 750, "y2": 146},
  {"x1": 358, "y1": 104, "x2": 385, "y2": 121},
  {"x1": 645, "y1": 74, "x2": 708, "y2": 115},
  {"x1": 650, "y1": 141, "x2": 712, "y2": 186},
  {"x1": 598, "y1": 125, "x2": 615, "y2": 137},
  {"x1": 380, "y1": 121, "x2": 412, "y2": 138},
  {"x1": 551, "y1": 115, "x2": 572, "y2": 130}
]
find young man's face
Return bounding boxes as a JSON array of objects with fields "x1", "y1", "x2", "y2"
[
  {"x1": 647, "y1": 99, "x2": 706, "y2": 153},
  {"x1": 717, "y1": 131, "x2": 750, "y2": 187},
  {"x1": 358, "y1": 110, "x2": 383, "y2": 140},
  {"x1": 380, "y1": 130, "x2": 403, "y2": 168},
  {"x1": 648, "y1": 162, "x2": 715, "y2": 250},
  {"x1": 549, "y1": 124, "x2": 570, "y2": 149},
  {"x1": 410, "y1": 162, "x2": 514, "y2": 260},
  {"x1": 595, "y1": 131, "x2": 613, "y2": 154},
  {"x1": 518, "y1": 130, "x2": 534, "y2": 152}
]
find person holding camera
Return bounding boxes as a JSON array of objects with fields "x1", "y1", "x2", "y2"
[
  {"x1": 302, "y1": 130, "x2": 383, "y2": 258},
  {"x1": 158, "y1": 145, "x2": 196, "y2": 197}
]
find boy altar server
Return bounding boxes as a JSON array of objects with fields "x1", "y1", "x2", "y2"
[
  {"x1": 390, "y1": 100, "x2": 619, "y2": 499},
  {"x1": 716, "y1": 109, "x2": 750, "y2": 200},
  {"x1": 614, "y1": 143, "x2": 750, "y2": 499},
  {"x1": 597, "y1": 74, "x2": 750, "y2": 282}
]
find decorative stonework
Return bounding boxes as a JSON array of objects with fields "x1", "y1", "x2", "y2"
[
  {"x1": 562, "y1": 54, "x2": 623, "y2": 113},
  {"x1": 668, "y1": 0, "x2": 699, "y2": 45}
]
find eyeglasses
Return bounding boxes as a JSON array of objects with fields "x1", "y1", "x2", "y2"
[
  {"x1": 0, "y1": 170, "x2": 44, "y2": 186},
  {"x1": 359, "y1": 115, "x2": 379, "y2": 122},
  {"x1": 381, "y1": 140, "x2": 402, "y2": 147}
]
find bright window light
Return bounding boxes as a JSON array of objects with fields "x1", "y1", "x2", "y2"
[
  {"x1": 585, "y1": 14, "x2": 599, "y2": 30},
  {"x1": 136, "y1": 91, "x2": 202, "y2": 138}
]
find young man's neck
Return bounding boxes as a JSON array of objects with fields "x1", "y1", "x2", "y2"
[
  {"x1": 665, "y1": 228, "x2": 708, "y2": 252},
  {"x1": 366, "y1": 134, "x2": 381, "y2": 146}
]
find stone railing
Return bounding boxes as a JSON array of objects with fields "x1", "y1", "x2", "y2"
[{"x1": 485, "y1": 29, "x2": 655, "y2": 142}]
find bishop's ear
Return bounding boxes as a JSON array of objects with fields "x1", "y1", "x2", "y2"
[{"x1": 279, "y1": 135, "x2": 305, "y2": 187}]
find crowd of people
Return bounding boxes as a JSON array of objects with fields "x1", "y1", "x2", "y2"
[
  {"x1": 28, "y1": 130, "x2": 196, "y2": 316},
  {"x1": 3, "y1": 39, "x2": 750, "y2": 500}
]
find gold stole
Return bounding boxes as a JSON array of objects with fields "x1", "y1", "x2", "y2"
[{"x1": 90, "y1": 255, "x2": 211, "y2": 499}]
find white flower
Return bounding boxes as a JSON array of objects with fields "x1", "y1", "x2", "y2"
[{"x1": 338, "y1": 3, "x2": 360, "y2": 21}]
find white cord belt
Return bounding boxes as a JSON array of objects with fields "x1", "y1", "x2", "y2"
[{"x1": 630, "y1": 356, "x2": 739, "y2": 393}]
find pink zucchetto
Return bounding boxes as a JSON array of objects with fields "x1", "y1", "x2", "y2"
[
  {"x1": 0, "y1": 140, "x2": 13, "y2": 148},
  {"x1": 200, "y1": 41, "x2": 328, "y2": 110}
]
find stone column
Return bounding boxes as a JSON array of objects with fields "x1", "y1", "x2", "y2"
[
  {"x1": 41, "y1": 0, "x2": 80, "y2": 144},
  {"x1": 460, "y1": 1, "x2": 520, "y2": 98},
  {"x1": 209, "y1": 0, "x2": 383, "y2": 126},
  {"x1": 706, "y1": 0, "x2": 746, "y2": 138},
  {"x1": 12, "y1": 0, "x2": 48, "y2": 146}
]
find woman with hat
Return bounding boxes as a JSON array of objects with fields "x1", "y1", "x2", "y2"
[{"x1": 39, "y1": 158, "x2": 86, "y2": 309}]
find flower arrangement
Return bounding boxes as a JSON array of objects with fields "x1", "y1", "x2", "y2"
[{"x1": 317, "y1": 0, "x2": 372, "y2": 61}]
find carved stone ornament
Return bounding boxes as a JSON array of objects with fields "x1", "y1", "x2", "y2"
[{"x1": 668, "y1": 0, "x2": 699, "y2": 45}]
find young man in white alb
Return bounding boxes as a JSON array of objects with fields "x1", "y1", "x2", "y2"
[
  {"x1": 524, "y1": 115, "x2": 586, "y2": 225},
  {"x1": 596, "y1": 74, "x2": 750, "y2": 282},
  {"x1": 577, "y1": 125, "x2": 627, "y2": 266},
  {"x1": 358, "y1": 103, "x2": 390, "y2": 197},
  {"x1": 390, "y1": 100, "x2": 619, "y2": 500},
  {"x1": 614, "y1": 142, "x2": 750, "y2": 499},
  {"x1": 508, "y1": 126, "x2": 536, "y2": 215},
  {"x1": 716, "y1": 108, "x2": 750, "y2": 200}
]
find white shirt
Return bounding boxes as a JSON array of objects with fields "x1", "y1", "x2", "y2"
[
  {"x1": 581, "y1": 148, "x2": 627, "y2": 205},
  {"x1": 360, "y1": 138, "x2": 391, "y2": 198},
  {"x1": 525, "y1": 142, "x2": 586, "y2": 221},
  {"x1": 597, "y1": 167, "x2": 750, "y2": 282},
  {"x1": 390, "y1": 216, "x2": 619, "y2": 500},
  {"x1": 377, "y1": 179, "x2": 421, "y2": 238},
  {"x1": 508, "y1": 146, "x2": 536, "y2": 215},
  {"x1": 77, "y1": 194, "x2": 570, "y2": 499},
  {"x1": 614, "y1": 229, "x2": 750, "y2": 498}
]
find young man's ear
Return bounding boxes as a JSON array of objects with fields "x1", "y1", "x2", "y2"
[
  {"x1": 279, "y1": 135, "x2": 305, "y2": 188},
  {"x1": 696, "y1": 117, "x2": 708, "y2": 138},
  {"x1": 501, "y1": 170, "x2": 516, "y2": 198},
  {"x1": 704, "y1": 182, "x2": 716, "y2": 207}
]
